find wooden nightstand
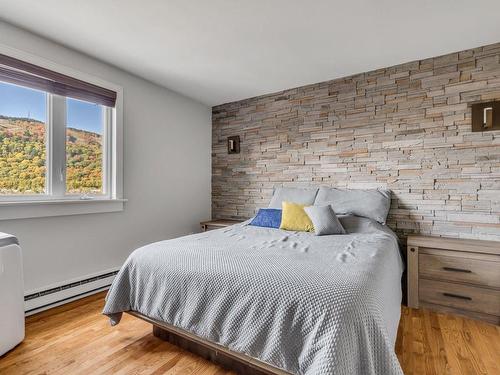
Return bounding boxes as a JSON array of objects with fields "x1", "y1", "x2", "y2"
[
  {"x1": 407, "y1": 235, "x2": 500, "y2": 325},
  {"x1": 200, "y1": 219, "x2": 244, "y2": 232}
]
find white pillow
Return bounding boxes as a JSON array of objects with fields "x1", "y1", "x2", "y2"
[
  {"x1": 268, "y1": 187, "x2": 318, "y2": 209},
  {"x1": 304, "y1": 205, "x2": 346, "y2": 236},
  {"x1": 314, "y1": 187, "x2": 391, "y2": 224}
]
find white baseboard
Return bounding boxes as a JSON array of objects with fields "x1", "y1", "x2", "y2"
[{"x1": 24, "y1": 268, "x2": 119, "y2": 315}]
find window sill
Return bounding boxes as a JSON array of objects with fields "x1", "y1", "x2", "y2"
[{"x1": 0, "y1": 198, "x2": 127, "y2": 220}]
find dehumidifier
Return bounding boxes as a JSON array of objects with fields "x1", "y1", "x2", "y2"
[{"x1": 0, "y1": 233, "x2": 24, "y2": 356}]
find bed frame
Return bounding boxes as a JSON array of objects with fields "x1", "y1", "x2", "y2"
[{"x1": 127, "y1": 311, "x2": 290, "y2": 375}]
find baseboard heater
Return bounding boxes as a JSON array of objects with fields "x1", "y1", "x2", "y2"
[{"x1": 24, "y1": 270, "x2": 119, "y2": 316}]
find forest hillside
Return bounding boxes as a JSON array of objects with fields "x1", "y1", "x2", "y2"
[{"x1": 0, "y1": 116, "x2": 102, "y2": 194}]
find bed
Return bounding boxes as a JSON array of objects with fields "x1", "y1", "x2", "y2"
[{"x1": 103, "y1": 212, "x2": 404, "y2": 375}]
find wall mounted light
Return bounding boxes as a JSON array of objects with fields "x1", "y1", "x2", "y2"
[
  {"x1": 472, "y1": 101, "x2": 500, "y2": 132},
  {"x1": 227, "y1": 136, "x2": 240, "y2": 154}
]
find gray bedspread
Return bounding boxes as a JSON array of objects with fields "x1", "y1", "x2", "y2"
[{"x1": 103, "y1": 216, "x2": 404, "y2": 375}]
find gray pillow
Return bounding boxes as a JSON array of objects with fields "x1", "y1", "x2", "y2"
[
  {"x1": 268, "y1": 187, "x2": 318, "y2": 209},
  {"x1": 314, "y1": 187, "x2": 391, "y2": 224},
  {"x1": 304, "y1": 205, "x2": 346, "y2": 236}
]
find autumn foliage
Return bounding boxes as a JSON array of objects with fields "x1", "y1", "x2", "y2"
[{"x1": 0, "y1": 116, "x2": 102, "y2": 195}]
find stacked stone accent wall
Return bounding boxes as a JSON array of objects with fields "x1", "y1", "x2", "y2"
[{"x1": 212, "y1": 43, "x2": 500, "y2": 240}]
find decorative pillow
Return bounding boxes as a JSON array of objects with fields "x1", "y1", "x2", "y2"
[
  {"x1": 268, "y1": 187, "x2": 318, "y2": 209},
  {"x1": 304, "y1": 205, "x2": 346, "y2": 236},
  {"x1": 314, "y1": 187, "x2": 391, "y2": 224},
  {"x1": 249, "y1": 209, "x2": 282, "y2": 229},
  {"x1": 279, "y1": 202, "x2": 314, "y2": 232}
]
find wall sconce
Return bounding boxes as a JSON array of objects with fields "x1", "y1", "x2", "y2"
[
  {"x1": 472, "y1": 101, "x2": 500, "y2": 132},
  {"x1": 227, "y1": 136, "x2": 240, "y2": 154}
]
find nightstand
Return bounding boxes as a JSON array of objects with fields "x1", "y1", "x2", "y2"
[
  {"x1": 200, "y1": 219, "x2": 244, "y2": 232},
  {"x1": 407, "y1": 235, "x2": 500, "y2": 325}
]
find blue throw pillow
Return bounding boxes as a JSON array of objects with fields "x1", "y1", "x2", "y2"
[{"x1": 249, "y1": 209, "x2": 282, "y2": 229}]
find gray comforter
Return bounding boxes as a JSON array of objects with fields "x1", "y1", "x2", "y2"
[{"x1": 103, "y1": 216, "x2": 404, "y2": 375}]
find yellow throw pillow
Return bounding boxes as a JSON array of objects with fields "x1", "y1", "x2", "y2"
[{"x1": 280, "y1": 201, "x2": 315, "y2": 232}]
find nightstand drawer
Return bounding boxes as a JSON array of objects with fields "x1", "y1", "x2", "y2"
[
  {"x1": 420, "y1": 279, "x2": 500, "y2": 316},
  {"x1": 419, "y1": 253, "x2": 500, "y2": 288}
]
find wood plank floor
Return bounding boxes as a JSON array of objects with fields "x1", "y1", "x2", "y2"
[{"x1": 1, "y1": 292, "x2": 499, "y2": 375}]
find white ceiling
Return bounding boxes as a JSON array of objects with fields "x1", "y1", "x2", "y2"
[{"x1": 1, "y1": 0, "x2": 499, "y2": 106}]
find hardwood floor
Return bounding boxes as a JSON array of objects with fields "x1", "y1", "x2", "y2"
[
  {"x1": 1, "y1": 292, "x2": 499, "y2": 375},
  {"x1": 396, "y1": 304, "x2": 500, "y2": 375}
]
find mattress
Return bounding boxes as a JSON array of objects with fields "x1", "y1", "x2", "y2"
[{"x1": 103, "y1": 216, "x2": 404, "y2": 375}]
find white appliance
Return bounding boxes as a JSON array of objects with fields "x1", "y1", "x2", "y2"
[{"x1": 0, "y1": 232, "x2": 24, "y2": 356}]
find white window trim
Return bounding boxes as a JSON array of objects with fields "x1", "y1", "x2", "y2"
[{"x1": 0, "y1": 43, "x2": 124, "y2": 220}]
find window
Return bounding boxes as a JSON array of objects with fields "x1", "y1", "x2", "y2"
[
  {"x1": 0, "y1": 82, "x2": 47, "y2": 195},
  {"x1": 66, "y1": 98, "x2": 106, "y2": 195},
  {"x1": 0, "y1": 52, "x2": 121, "y2": 210}
]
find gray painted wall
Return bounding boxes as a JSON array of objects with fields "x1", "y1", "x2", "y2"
[{"x1": 0, "y1": 21, "x2": 212, "y2": 293}]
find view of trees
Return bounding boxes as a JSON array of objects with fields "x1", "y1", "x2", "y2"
[
  {"x1": 0, "y1": 116, "x2": 102, "y2": 195},
  {"x1": 66, "y1": 126, "x2": 103, "y2": 194}
]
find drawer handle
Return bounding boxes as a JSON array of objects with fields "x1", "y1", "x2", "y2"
[
  {"x1": 442, "y1": 267, "x2": 472, "y2": 273},
  {"x1": 442, "y1": 292, "x2": 472, "y2": 301}
]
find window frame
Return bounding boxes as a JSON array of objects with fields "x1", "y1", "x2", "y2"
[
  {"x1": 0, "y1": 43, "x2": 124, "y2": 219},
  {"x1": 60, "y1": 97, "x2": 112, "y2": 199}
]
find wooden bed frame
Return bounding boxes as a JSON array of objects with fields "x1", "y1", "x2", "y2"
[{"x1": 127, "y1": 311, "x2": 291, "y2": 375}]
